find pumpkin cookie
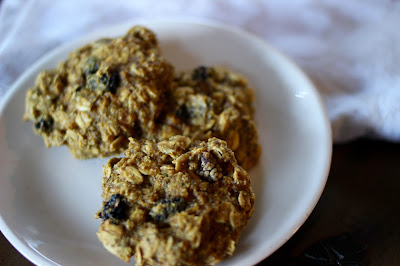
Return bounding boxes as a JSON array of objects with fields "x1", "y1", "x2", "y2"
[
  {"x1": 157, "y1": 66, "x2": 261, "y2": 170},
  {"x1": 96, "y1": 136, "x2": 255, "y2": 265},
  {"x1": 24, "y1": 26, "x2": 174, "y2": 159}
]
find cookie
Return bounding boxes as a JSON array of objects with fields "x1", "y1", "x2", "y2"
[
  {"x1": 96, "y1": 136, "x2": 255, "y2": 265},
  {"x1": 157, "y1": 66, "x2": 261, "y2": 170},
  {"x1": 24, "y1": 26, "x2": 174, "y2": 159}
]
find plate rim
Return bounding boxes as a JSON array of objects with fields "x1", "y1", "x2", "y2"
[{"x1": 0, "y1": 18, "x2": 332, "y2": 266}]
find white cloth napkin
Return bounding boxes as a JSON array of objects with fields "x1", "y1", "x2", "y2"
[{"x1": 1, "y1": 0, "x2": 400, "y2": 142}]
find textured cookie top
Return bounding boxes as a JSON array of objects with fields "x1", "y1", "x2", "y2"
[
  {"x1": 24, "y1": 26, "x2": 174, "y2": 159},
  {"x1": 157, "y1": 66, "x2": 261, "y2": 170},
  {"x1": 96, "y1": 136, "x2": 255, "y2": 265}
]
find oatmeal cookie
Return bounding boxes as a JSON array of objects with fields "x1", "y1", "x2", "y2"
[
  {"x1": 24, "y1": 26, "x2": 174, "y2": 159},
  {"x1": 157, "y1": 66, "x2": 261, "y2": 170},
  {"x1": 96, "y1": 136, "x2": 255, "y2": 265}
]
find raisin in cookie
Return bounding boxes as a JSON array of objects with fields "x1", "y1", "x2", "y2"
[
  {"x1": 24, "y1": 26, "x2": 174, "y2": 159},
  {"x1": 157, "y1": 66, "x2": 261, "y2": 170},
  {"x1": 96, "y1": 136, "x2": 255, "y2": 265}
]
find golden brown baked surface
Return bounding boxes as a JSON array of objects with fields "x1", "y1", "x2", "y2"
[
  {"x1": 24, "y1": 26, "x2": 260, "y2": 170},
  {"x1": 24, "y1": 26, "x2": 174, "y2": 159},
  {"x1": 96, "y1": 136, "x2": 255, "y2": 265},
  {"x1": 157, "y1": 66, "x2": 261, "y2": 170}
]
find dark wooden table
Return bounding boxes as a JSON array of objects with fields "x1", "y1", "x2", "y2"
[{"x1": 1, "y1": 139, "x2": 399, "y2": 265}]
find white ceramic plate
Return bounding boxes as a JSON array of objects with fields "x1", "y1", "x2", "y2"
[{"x1": 0, "y1": 20, "x2": 331, "y2": 266}]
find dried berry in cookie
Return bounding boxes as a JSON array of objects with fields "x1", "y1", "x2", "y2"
[{"x1": 99, "y1": 194, "x2": 129, "y2": 223}]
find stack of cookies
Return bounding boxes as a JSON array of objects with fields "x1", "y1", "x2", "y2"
[{"x1": 24, "y1": 26, "x2": 260, "y2": 265}]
